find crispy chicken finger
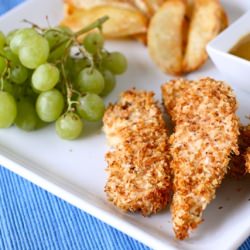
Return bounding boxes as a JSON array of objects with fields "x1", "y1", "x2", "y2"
[
  {"x1": 103, "y1": 89, "x2": 172, "y2": 216},
  {"x1": 229, "y1": 125, "x2": 250, "y2": 177},
  {"x1": 162, "y1": 77, "x2": 239, "y2": 239}
]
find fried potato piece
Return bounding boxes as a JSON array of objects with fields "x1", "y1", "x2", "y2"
[
  {"x1": 148, "y1": 0, "x2": 187, "y2": 75},
  {"x1": 132, "y1": 0, "x2": 151, "y2": 16},
  {"x1": 103, "y1": 89, "x2": 172, "y2": 216},
  {"x1": 132, "y1": 0, "x2": 164, "y2": 16},
  {"x1": 64, "y1": 0, "x2": 136, "y2": 10},
  {"x1": 133, "y1": 33, "x2": 147, "y2": 46},
  {"x1": 64, "y1": 3, "x2": 75, "y2": 17},
  {"x1": 144, "y1": 0, "x2": 165, "y2": 14},
  {"x1": 182, "y1": 0, "x2": 223, "y2": 73},
  {"x1": 229, "y1": 125, "x2": 250, "y2": 177},
  {"x1": 61, "y1": 5, "x2": 148, "y2": 38},
  {"x1": 162, "y1": 78, "x2": 239, "y2": 239}
]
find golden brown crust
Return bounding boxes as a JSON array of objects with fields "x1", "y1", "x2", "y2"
[
  {"x1": 162, "y1": 77, "x2": 239, "y2": 239},
  {"x1": 229, "y1": 125, "x2": 250, "y2": 177},
  {"x1": 245, "y1": 148, "x2": 250, "y2": 174},
  {"x1": 103, "y1": 89, "x2": 172, "y2": 216}
]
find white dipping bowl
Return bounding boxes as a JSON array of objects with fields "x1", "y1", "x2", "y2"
[{"x1": 207, "y1": 10, "x2": 250, "y2": 93}]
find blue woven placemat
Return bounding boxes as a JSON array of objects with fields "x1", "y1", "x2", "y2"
[{"x1": 0, "y1": 1, "x2": 249, "y2": 250}]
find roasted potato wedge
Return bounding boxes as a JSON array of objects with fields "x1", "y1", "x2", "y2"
[
  {"x1": 182, "y1": 0, "x2": 223, "y2": 73},
  {"x1": 63, "y1": 0, "x2": 228, "y2": 75},
  {"x1": 132, "y1": 33, "x2": 147, "y2": 45},
  {"x1": 143, "y1": 0, "x2": 165, "y2": 15},
  {"x1": 64, "y1": 0, "x2": 136, "y2": 10},
  {"x1": 147, "y1": 0, "x2": 187, "y2": 75},
  {"x1": 131, "y1": 0, "x2": 154, "y2": 17},
  {"x1": 61, "y1": 5, "x2": 148, "y2": 38}
]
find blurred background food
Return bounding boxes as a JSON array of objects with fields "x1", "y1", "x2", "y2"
[{"x1": 62, "y1": 0, "x2": 228, "y2": 75}]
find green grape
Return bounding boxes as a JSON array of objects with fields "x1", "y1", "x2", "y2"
[
  {"x1": 5, "y1": 83, "x2": 24, "y2": 99},
  {"x1": 0, "y1": 31, "x2": 6, "y2": 49},
  {"x1": 77, "y1": 67, "x2": 104, "y2": 94},
  {"x1": 1, "y1": 80, "x2": 24, "y2": 99},
  {"x1": 15, "y1": 97, "x2": 39, "y2": 131},
  {"x1": 73, "y1": 58, "x2": 89, "y2": 74},
  {"x1": 102, "y1": 52, "x2": 127, "y2": 75},
  {"x1": 36, "y1": 117, "x2": 49, "y2": 129},
  {"x1": 10, "y1": 64, "x2": 28, "y2": 84},
  {"x1": 2, "y1": 80, "x2": 15, "y2": 96},
  {"x1": 18, "y1": 35, "x2": 50, "y2": 69},
  {"x1": 64, "y1": 56, "x2": 74, "y2": 79},
  {"x1": 100, "y1": 70, "x2": 116, "y2": 96},
  {"x1": 10, "y1": 28, "x2": 38, "y2": 55},
  {"x1": 77, "y1": 93, "x2": 105, "y2": 122},
  {"x1": 0, "y1": 91, "x2": 17, "y2": 128},
  {"x1": 44, "y1": 27, "x2": 71, "y2": 50},
  {"x1": 6, "y1": 29, "x2": 17, "y2": 45},
  {"x1": 45, "y1": 29, "x2": 64, "y2": 49},
  {"x1": 57, "y1": 26, "x2": 73, "y2": 35},
  {"x1": 67, "y1": 57, "x2": 89, "y2": 82},
  {"x1": 36, "y1": 89, "x2": 64, "y2": 122},
  {"x1": 83, "y1": 32, "x2": 104, "y2": 54},
  {"x1": 48, "y1": 41, "x2": 69, "y2": 62},
  {"x1": 0, "y1": 56, "x2": 7, "y2": 76},
  {"x1": 25, "y1": 85, "x2": 39, "y2": 101},
  {"x1": 32, "y1": 63, "x2": 60, "y2": 91},
  {"x1": 1, "y1": 47, "x2": 20, "y2": 65},
  {"x1": 55, "y1": 112, "x2": 83, "y2": 140}
]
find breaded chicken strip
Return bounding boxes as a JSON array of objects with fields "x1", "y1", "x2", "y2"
[
  {"x1": 229, "y1": 125, "x2": 250, "y2": 177},
  {"x1": 162, "y1": 78, "x2": 239, "y2": 240},
  {"x1": 103, "y1": 89, "x2": 172, "y2": 216}
]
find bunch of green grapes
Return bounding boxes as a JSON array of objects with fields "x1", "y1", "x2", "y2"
[{"x1": 0, "y1": 16, "x2": 127, "y2": 140}]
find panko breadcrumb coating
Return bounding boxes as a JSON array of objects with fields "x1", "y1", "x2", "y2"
[
  {"x1": 161, "y1": 78, "x2": 239, "y2": 240},
  {"x1": 229, "y1": 125, "x2": 250, "y2": 177},
  {"x1": 103, "y1": 89, "x2": 172, "y2": 216}
]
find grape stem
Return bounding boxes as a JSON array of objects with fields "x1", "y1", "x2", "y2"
[
  {"x1": 71, "y1": 89, "x2": 81, "y2": 96},
  {"x1": 76, "y1": 44, "x2": 94, "y2": 69},
  {"x1": 60, "y1": 62, "x2": 76, "y2": 112},
  {"x1": 57, "y1": 16, "x2": 109, "y2": 112},
  {"x1": 50, "y1": 16, "x2": 109, "y2": 53},
  {"x1": 74, "y1": 16, "x2": 109, "y2": 37},
  {"x1": 22, "y1": 19, "x2": 44, "y2": 31}
]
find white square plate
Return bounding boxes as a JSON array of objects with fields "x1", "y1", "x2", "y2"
[{"x1": 0, "y1": 1, "x2": 250, "y2": 249}]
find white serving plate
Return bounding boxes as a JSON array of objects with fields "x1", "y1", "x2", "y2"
[{"x1": 0, "y1": 1, "x2": 250, "y2": 249}]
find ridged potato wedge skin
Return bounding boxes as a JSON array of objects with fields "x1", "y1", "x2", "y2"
[
  {"x1": 61, "y1": 5, "x2": 148, "y2": 38},
  {"x1": 182, "y1": 0, "x2": 222, "y2": 73},
  {"x1": 147, "y1": 0, "x2": 187, "y2": 75}
]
